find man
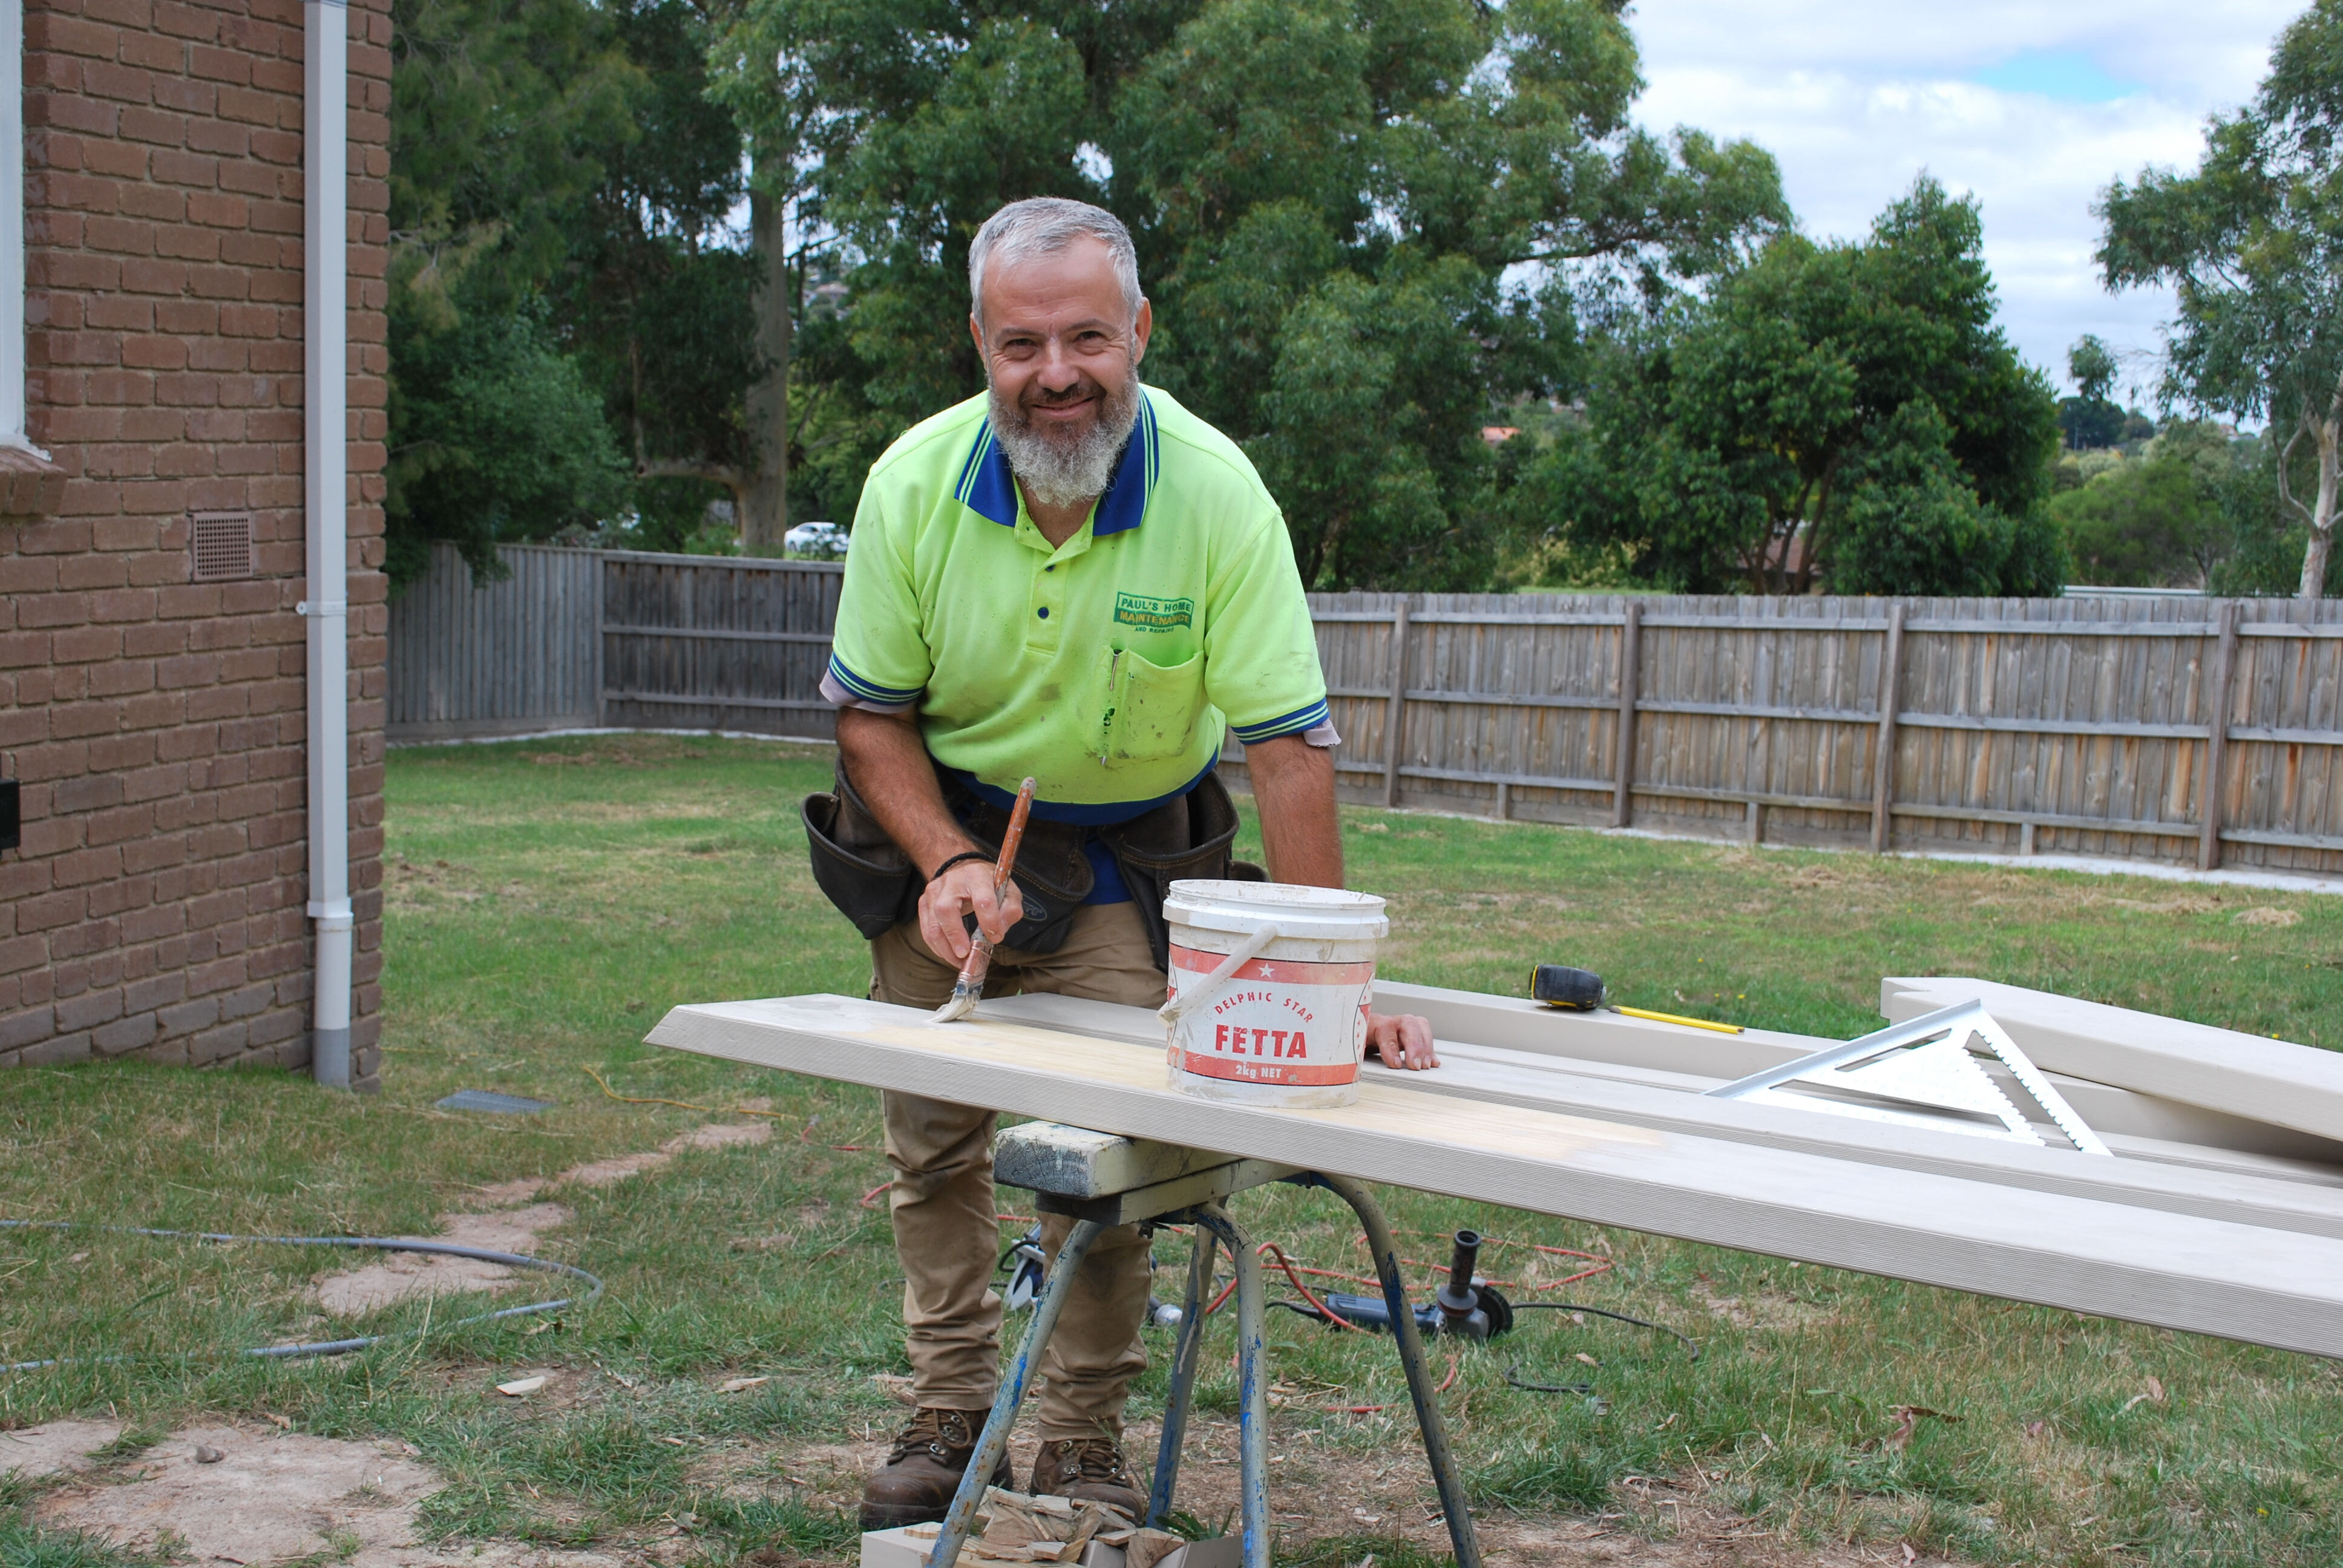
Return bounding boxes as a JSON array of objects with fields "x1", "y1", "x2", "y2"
[{"x1": 806, "y1": 197, "x2": 1435, "y2": 1529}]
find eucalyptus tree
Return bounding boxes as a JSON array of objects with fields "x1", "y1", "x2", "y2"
[{"x1": 2099, "y1": 0, "x2": 2343, "y2": 599}]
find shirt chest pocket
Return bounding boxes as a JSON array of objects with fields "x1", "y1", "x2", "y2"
[{"x1": 1087, "y1": 644, "x2": 1205, "y2": 763}]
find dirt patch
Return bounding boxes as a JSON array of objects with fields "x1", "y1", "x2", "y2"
[
  {"x1": 2234, "y1": 906, "x2": 2302, "y2": 927},
  {"x1": 2100, "y1": 893, "x2": 2223, "y2": 916},
  {"x1": 313, "y1": 1203, "x2": 574, "y2": 1316},
  {"x1": 1697, "y1": 1288, "x2": 1835, "y2": 1333},
  {"x1": 0, "y1": 1419, "x2": 123, "y2": 1479},
  {"x1": 725, "y1": 1417, "x2": 1962, "y2": 1567},
  {"x1": 33, "y1": 1422, "x2": 628, "y2": 1568},
  {"x1": 316, "y1": 1121, "x2": 773, "y2": 1315},
  {"x1": 555, "y1": 1119, "x2": 774, "y2": 1189}
]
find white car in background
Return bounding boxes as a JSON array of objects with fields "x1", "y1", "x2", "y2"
[{"x1": 784, "y1": 520, "x2": 850, "y2": 560}]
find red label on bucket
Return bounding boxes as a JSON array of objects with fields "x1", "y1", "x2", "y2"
[{"x1": 1167, "y1": 942, "x2": 1372, "y2": 1087}]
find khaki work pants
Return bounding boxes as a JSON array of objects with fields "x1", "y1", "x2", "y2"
[{"x1": 873, "y1": 901, "x2": 1168, "y2": 1442}]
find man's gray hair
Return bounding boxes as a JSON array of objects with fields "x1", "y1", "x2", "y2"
[{"x1": 969, "y1": 198, "x2": 1143, "y2": 326}]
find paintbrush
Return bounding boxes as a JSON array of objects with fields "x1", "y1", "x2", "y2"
[{"x1": 929, "y1": 777, "x2": 1037, "y2": 1024}]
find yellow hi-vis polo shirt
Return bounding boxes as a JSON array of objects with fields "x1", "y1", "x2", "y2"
[{"x1": 825, "y1": 386, "x2": 1331, "y2": 834}]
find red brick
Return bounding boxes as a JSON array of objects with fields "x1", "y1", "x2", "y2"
[
  {"x1": 28, "y1": 15, "x2": 125, "y2": 60},
  {"x1": 119, "y1": 32, "x2": 188, "y2": 74},
  {"x1": 152, "y1": 2, "x2": 220, "y2": 42}
]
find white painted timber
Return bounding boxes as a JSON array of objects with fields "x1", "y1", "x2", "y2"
[
  {"x1": 650, "y1": 993, "x2": 2343, "y2": 1357},
  {"x1": 1883, "y1": 976, "x2": 2343, "y2": 1147},
  {"x1": 975, "y1": 991, "x2": 2343, "y2": 1190},
  {"x1": 975, "y1": 992, "x2": 2343, "y2": 1234},
  {"x1": 991, "y1": 1122, "x2": 1239, "y2": 1197},
  {"x1": 1378, "y1": 979, "x2": 2343, "y2": 1165}
]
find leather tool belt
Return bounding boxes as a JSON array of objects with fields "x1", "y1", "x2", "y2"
[{"x1": 803, "y1": 761, "x2": 1263, "y2": 972}]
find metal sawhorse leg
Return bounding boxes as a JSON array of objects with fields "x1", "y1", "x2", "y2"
[{"x1": 920, "y1": 1127, "x2": 1481, "y2": 1568}]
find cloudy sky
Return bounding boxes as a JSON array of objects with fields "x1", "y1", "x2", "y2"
[{"x1": 1627, "y1": 1, "x2": 2299, "y2": 400}]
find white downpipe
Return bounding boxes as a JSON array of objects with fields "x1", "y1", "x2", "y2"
[
  {"x1": 303, "y1": 0, "x2": 352, "y2": 1087},
  {"x1": 0, "y1": 0, "x2": 28, "y2": 449}
]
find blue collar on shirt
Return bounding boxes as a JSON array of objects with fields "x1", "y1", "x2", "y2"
[{"x1": 952, "y1": 391, "x2": 1160, "y2": 536}]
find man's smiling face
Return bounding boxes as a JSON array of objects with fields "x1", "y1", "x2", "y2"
[{"x1": 971, "y1": 237, "x2": 1153, "y2": 510}]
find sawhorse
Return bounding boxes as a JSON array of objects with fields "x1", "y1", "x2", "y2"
[{"x1": 919, "y1": 1123, "x2": 1480, "y2": 1568}]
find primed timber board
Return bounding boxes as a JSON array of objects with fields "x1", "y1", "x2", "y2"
[
  {"x1": 651, "y1": 994, "x2": 2343, "y2": 1357},
  {"x1": 1882, "y1": 976, "x2": 2343, "y2": 1146},
  {"x1": 977, "y1": 992, "x2": 2343, "y2": 1226},
  {"x1": 1374, "y1": 980, "x2": 2343, "y2": 1164},
  {"x1": 983, "y1": 987, "x2": 2343, "y2": 1168}
]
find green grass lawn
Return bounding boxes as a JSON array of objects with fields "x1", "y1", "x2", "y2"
[{"x1": 5, "y1": 731, "x2": 2343, "y2": 1566}]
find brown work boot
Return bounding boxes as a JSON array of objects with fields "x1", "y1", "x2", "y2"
[
  {"x1": 859, "y1": 1407, "x2": 1012, "y2": 1530},
  {"x1": 1029, "y1": 1436, "x2": 1145, "y2": 1518}
]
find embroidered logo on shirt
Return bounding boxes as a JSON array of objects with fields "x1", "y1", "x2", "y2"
[{"x1": 1114, "y1": 592, "x2": 1193, "y2": 630}]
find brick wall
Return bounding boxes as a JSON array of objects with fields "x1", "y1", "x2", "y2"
[{"x1": 0, "y1": 0, "x2": 390, "y2": 1082}]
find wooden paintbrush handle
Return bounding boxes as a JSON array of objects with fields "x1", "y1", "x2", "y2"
[{"x1": 991, "y1": 777, "x2": 1037, "y2": 892}]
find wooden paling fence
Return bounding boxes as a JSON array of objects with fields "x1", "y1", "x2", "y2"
[
  {"x1": 598, "y1": 550, "x2": 842, "y2": 738},
  {"x1": 383, "y1": 543, "x2": 601, "y2": 740},
  {"x1": 1223, "y1": 592, "x2": 2343, "y2": 878},
  {"x1": 388, "y1": 547, "x2": 2343, "y2": 878},
  {"x1": 386, "y1": 544, "x2": 842, "y2": 744}
]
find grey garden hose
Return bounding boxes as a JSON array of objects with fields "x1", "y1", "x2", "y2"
[{"x1": 0, "y1": 1219, "x2": 603, "y2": 1374}]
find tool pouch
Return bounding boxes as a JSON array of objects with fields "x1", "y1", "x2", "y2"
[
  {"x1": 1103, "y1": 771, "x2": 1265, "y2": 973},
  {"x1": 802, "y1": 766, "x2": 920, "y2": 939},
  {"x1": 940, "y1": 776, "x2": 1092, "y2": 954}
]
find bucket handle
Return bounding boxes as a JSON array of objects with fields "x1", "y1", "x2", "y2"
[{"x1": 1158, "y1": 924, "x2": 1282, "y2": 1032}]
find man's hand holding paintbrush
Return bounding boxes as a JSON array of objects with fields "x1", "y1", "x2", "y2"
[{"x1": 925, "y1": 777, "x2": 1036, "y2": 1022}]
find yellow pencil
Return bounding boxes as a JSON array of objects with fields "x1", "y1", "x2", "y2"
[{"x1": 1613, "y1": 1004, "x2": 1744, "y2": 1035}]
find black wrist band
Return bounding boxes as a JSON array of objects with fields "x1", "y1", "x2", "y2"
[{"x1": 928, "y1": 849, "x2": 997, "y2": 883}]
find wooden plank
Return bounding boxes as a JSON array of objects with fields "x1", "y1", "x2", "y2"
[
  {"x1": 1894, "y1": 713, "x2": 2211, "y2": 740},
  {"x1": 1613, "y1": 603, "x2": 1642, "y2": 828},
  {"x1": 1872, "y1": 603, "x2": 1906, "y2": 851},
  {"x1": 977, "y1": 993, "x2": 2343, "y2": 1224},
  {"x1": 1633, "y1": 699, "x2": 1878, "y2": 724},
  {"x1": 1359, "y1": 981, "x2": 2343, "y2": 1166},
  {"x1": 601, "y1": 624, "x2": 833, "y2": 645},
  {"x1": 1407, "y1": 611, "x2": 1626, "y2": 627},
  {"x1": 1639, "y1": 615, "x2": 1880, "y2": 632},
  {"x1": 1394, "y1": 763, "x2": 1614, "y2": 793},
  {"x1": 1381, "y1": 603, "x2": 1410, "y2": 808},
  {"x1": 1633, "y1": 782, "x2": 1864, "y2": 815},
  {"x1": 2201, "y1": 601, "x2": 2242, "y2": 870},
  {"x1": 2227, "y1": 727, "x2": 2343, "y2": 746},
  {"x1": 1881, "y1": 977, "x2": 2343, "y2": 1145},
  {"x1": 2238, "y1": 623, "x2": 2343, "y2": 639},
  {"x1": 649, "y1": 994, "x2": 2343, "y2": 1357},
  {"x1": 1888, "y1": 801, "x2": 2194, "y2": 838},
  {"x1": 1400, "y1": 689, "x2": 1617, "y2": 712},
  {"x1": 2218, "y1": 827, "x2": 2343, "y2": 853},
  {"x1": 1906, "y1": 619, "x2": 2221, "y2": 637}
]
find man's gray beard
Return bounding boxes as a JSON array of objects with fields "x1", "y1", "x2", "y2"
[{"x1": 988, "y1": 371, "x2": 1142, "y2": 510}]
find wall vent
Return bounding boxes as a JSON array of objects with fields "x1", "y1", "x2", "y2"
[{"x1": 190, "y1": 512, "x2": 254, "y2": 581}]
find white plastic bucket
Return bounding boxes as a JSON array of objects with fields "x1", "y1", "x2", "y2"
[{"x1": 1160, "y1": 879, "x2": 1388, "y2": 1108}]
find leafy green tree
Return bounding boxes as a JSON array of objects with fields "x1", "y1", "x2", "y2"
[
  {"x1": 554, "y1": 0, "x2": 762, "y2": 543},
  {"x1": 2048, "y1": 423, "x2": 2239, "y2": 587},
  {"x1": 2059, "y1": 334, "x2": 2125, "y2": 450},
  {"x1": 2099, "y1": 0, "x2": 2343, "y2": 598},
  {"x1": 385, "y1": 293, "x2": 632, "y2": 585},
  {"x1": 2212, "y1": 431, "x2": 2343, "y2": 594},
  {"x1": 1546, "y1": 178, "x2": 2064, "y2": 595},
  {"x1": 387, "y1": 0, "x2": 638, "y2": 580},
  {"x1": 715, "y1": 0, "x2": 1788, "y2": 588}
]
